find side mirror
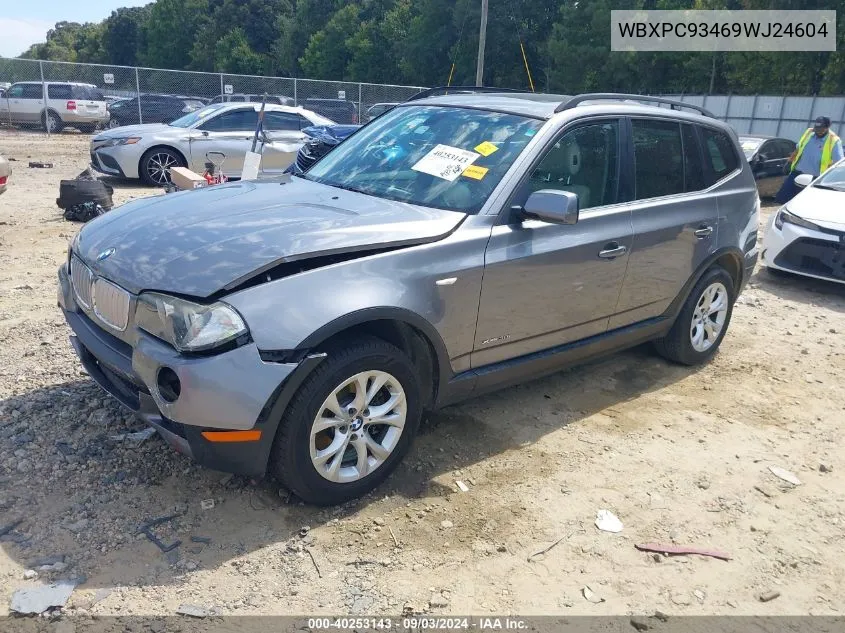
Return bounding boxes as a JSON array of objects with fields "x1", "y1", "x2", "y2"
[
  {"x1": 794, "y1": 173, "x2": 813, "y2": 188},
  {"x1": 521, "y1": 189, "x2": 579, "y2": 225}
]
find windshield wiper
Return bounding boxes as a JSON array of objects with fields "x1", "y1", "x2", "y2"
[{"x1": 813, "y1": 184, "x2": 845, "y2": 192}]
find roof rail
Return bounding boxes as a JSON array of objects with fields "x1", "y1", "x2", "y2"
[
  {"x1": 406, "y1": 86, "x2": 534, "y2": 102},
  {"x1": 555, "y1": 93, "x2": 715, "y2": 118}
]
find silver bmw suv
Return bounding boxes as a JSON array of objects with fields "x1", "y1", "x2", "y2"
[{"x1": 58, "y1": 89, "x2": 759, "y2": 505}]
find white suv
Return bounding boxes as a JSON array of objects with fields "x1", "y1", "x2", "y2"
[{"x1": 0, "y1": 82, "x2": 109, "y2": 133}]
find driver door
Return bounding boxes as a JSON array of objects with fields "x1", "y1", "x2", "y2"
[
  {"x1": 190, "y1": 107, "x2": 258, "y2": 177},
  {"x1": 473, "y1": 118, "x2": 633, "y2": 368}
]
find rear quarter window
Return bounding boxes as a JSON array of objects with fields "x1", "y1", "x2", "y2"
[
  {"x1": 48, "y1": 84, "x2": 72, "y2": 99},
  {"x1": 700, "y1": 127, "x2": 740, "y2": 185}
]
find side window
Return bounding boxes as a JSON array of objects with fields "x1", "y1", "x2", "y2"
[
  {"x1": 7, "y1": 85, "x2": 25, "y2": 98},
  {"x1": 199, "y1": 109, "x2": 258, "y2": 132},
  {"x1": 632, "y1": 119, "x2": 684, "y2": 199},
  {"x1": 21, "y1": 84, "x2": 44, "y2": 99},
  {"x1": 264, "y1": 111, "x2": 302, "y2": 131},
  {"x1": 48, "y1": 84, "x2": 72, "y2": 99},
  {"x1": 758, "y1": 140, "x2": 776, "y2": 159},
  {"x1": 701, "y1": 127, "x2": 739, "y2": 184},
  {"x1": 777, "y1": 139, "x2": 796, "y2": 157},
  {"x1": 681, "y1": 123, "x2": 705, "y2": 192},
  {"x1": 525, "y1": 119, "x2": 620, "y2": 211}
]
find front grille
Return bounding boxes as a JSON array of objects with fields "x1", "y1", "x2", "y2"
[
  {"x1": 71, "y1": 256, "x2": 93, "y2": 308},
  {"x1": 92, "y1": 278, "x2": 130, "y2": 331},
  {"x1": 775, "y1": 237, "x2": 845, "y2": 281}
]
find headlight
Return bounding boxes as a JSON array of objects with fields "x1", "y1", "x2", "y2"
[
  {"x1": 774, "y1": 207, "x2": 820, "y2": 231},
  {"x1": 101, "y1": 137, "x2": 141, "y2": 147},
  {"x1": 136, "y1": 293, "x2": 248, "y2": 353}
]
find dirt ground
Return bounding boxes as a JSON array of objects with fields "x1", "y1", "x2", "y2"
[{"x1": 0, "y1": 129, "x2": 843, "y2": 618}]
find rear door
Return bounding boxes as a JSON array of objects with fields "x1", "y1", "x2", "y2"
[
  {"x1": 610, "y1": 119, "x2": 719, "y2": 329},
  {"x1": 191, "y1": 107, "x2": 258, "y2": 176},
  {"x1": 260, "y1": 111, "x2": 309, "y2": 173},
  {"x1": 473, "y1": 118, "x2": 632, "y2": 367}
]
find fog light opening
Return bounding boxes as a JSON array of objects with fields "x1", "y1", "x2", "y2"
[{"x1": 156, "y1": 367, "x2": 181, "y2": 403}]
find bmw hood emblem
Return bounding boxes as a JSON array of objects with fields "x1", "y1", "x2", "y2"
[{"x1": 96, "y1": 247, "x2": 116, "y2": 262}]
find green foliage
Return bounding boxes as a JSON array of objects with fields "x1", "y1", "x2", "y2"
[{"x1": 11, "y1": 0, "x2": 845, "y2": 94}]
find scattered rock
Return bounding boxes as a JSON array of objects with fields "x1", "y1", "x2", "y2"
[
  {"x1": 630, "y1": 616, "x2": 651, "y2": 631},
  {"x1": 200, "y1": 498, "x2": 215, "y2": 510},
  {"x1": 759, "y1": 590, "x2": 780, "y2": 603},
  {"x1": 23, "y1": 569, "x2": 38, "y2": 580},
  {"x1": 440, "y1": 520, "x2": 453, "y2": 529},
  {"x1": 373, "y1": 518, "x2": 385, "y2": 526},
  {"x1": 582, "y1": 585, "x2": 605, "y2": 604},
  {"x1": 63, "y1": 519, "x2": 89, "y2": 533},
  {"x1": 694, "y1": 589, "x2": 706, "y2": 601},
  {"x1": 768, "y1": 466, "x2": 801, "y2": 486},
  {"x1": 595, "y1": 509, "x2": 623, "y2": 533},
  {"x1": 671, "y1": 592, "x2": 692, "y2": 606},
  {"x1": 819, "y1": 463, "x2": 832, "y2": 473},
  {"x1": 429, "y1": 594, "x2": 450, "y2": 609},
  {"x1": 176, "y1": 604, "x2": 215, "y2": 618},
  {"x1": 653, "y1": 611, "x2": 669, "y2": 622}
]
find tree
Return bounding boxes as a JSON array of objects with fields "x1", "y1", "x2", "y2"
[
  {"x1": 102, "y1": 7, "x2": 149, "y2": 66},
  {"x1": 299, "y1": 4, "x2": 361, "y2": 80},
  {"x1": 213, "y1": 28, "x2": 264, "y2": 74},
  {"x1": 143, "y1": 0, "x2": 210, "y2": 70}
]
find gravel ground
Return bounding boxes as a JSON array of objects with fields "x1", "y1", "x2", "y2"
[{"x1": 1, "y1": 130, "x2": 844, "y2": 617}]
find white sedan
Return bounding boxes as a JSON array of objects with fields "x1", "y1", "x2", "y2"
[
  {"x1": 762, "y1": 159, "x2": 845, "y2": 284},
  {"x1": 90, "y1": 102, "x2": 334, "y2": 185}
]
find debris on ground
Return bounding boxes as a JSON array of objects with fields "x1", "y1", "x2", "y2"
[
  {"x1": 456, "y1": 480, "x2": 469, "y2": 492},
  {"x1": 759, "y1": 590, "x2": 781, "y2": 602},
  {"x1": 137, "y1": 513, "x2": 183, "y2": 553},
  {"x1": 754, "y1": 484, "x2": 777, "y2": 498},
  {"x1": 819, "y1": 463, "x2": 833, "y2": 473},
  {"x1": 582, "y1": 585, "x2": 605, "y2": 604},
  {"x1": 528, "y1": 530, "x2": 576, "y2": 562},
  {"x1": 634, "y1": 543, "x2": 731, "y2": 561},
  {"x1": 10, "y1": 580, "x2": 78, "y2": 614},
  {"x1": 630, "y1": 616, "x2": 651, "y2": 631},
  {"x1": 190, "y1": 536, "x2": 212, "y2": 544},
  {"x1": 22, "y1": 570, "x2": 38, "y2": 580},
  {"x1": 440, "y1": 520, "x2": 454, "y2": 529},
  {"x1": 768, "y1": 466, "x2": 802, "y2": 486},
  {"x1": 200, "y1": 498, "x2": 215, "y2": 510},
  {"x1": 176, "y1": 604, "x2": 217, "y2": 618},
  {"x1": 28, "y1": 161, "x2": 53, "y2": 168},
  {"x1": 0, "y1": 519, "x2": 22, "y2": 538},
  {"x1": 109, "y1": 427, "x2": 157, "y2": 445},
  {"x1": 57, "y1": 167, "x2": 114, "y2": 222},
  {"x1": 62, "y1": 201, "x2": 107, "y2": 223},
  {"x1": 595, "y1": 509, "x2": 623, "y2": 533}
]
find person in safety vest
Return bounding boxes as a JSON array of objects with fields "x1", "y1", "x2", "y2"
[{"x1": 776, "y1": 116, "x2": 843, "y2": 203}]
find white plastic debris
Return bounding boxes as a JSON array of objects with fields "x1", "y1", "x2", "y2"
[
  {"x1": 768, "y1": 466, "x2": 801, "y2": 486},
  {"x1": 200, "y1": 498, "x2": 215, "y2": 510},
  {"x1": 455, "y1": 480, "x2": 469, "y2": 492},
  {"x1": 595, "y1": 509, "x2": 623, "y2": 533},
  {"x1": 582, "y1": 585, "x2": 605, "y2": 603},
  {"x1": 10, "y1": 580, "x2": 77, "y2": 614}
]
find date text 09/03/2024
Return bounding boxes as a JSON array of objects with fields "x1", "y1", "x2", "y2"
[{"x1": 307, "y1": 618, "x2": 529, "y2": 630}]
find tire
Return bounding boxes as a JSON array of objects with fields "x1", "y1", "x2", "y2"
[
  {"x1": 107, "y1": 118, "x2": 122, "y2": 129},
  {"x1": 139, "y1": 147, "x2": 184, "y2": 186},
  {"x1": 269, "y1": 338, "x2": 422, "y2": 505},
  {"x1": 654, "y1": 266, "x2": 735, "y2": 366},
  {"x1": 42, "y1": 110, "x2": 64, "y2": 133}
]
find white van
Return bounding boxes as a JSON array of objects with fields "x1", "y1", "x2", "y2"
[{"x1": 0, "y1": 82, "x2": 109, "y2": 133}]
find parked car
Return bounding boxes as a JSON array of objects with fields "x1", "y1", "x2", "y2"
[
  {"x1": 302, "y1": 98, "x2": 358, "y2": 124},
  {"x1": 210, "y1": 94, "x2": 295, "y2": 106},
  {"x1": 60, "y1": 90, "x2": 758, "y2": 505},
  {"x1": 107, "y1": 94, "x2": 206, "y2": 128},
  {"x1": 365, "y1": 102, "x2": 399, "y2": 121},
  {"x1": 0, "y1": 82, "x2": 109, "y2": 132},
  {"x1": 287, "y1": 124, "x2": 360, "y2": 174},
  {"x1": 90, "y1": 102, "x2": 333, "y2": 185},
  {"x1": 739, "y1": 135, "x2": 797, "y2": 198},
  {"x1": 762, "y1": 158, "x2": 845, "y2": 284},
  {"x1": 0, "y1": 154, "x2": 10, "y2": 195}
]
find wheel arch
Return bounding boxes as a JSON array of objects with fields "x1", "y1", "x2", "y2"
[
  {"x1": 138, "y1": 144, "x2": 188, "y2": 180},
  {"x1": 666, "y1": 247, "x2": 744, "y2": 320}
]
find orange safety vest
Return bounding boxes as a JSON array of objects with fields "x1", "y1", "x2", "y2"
[{"x1": 790, "y1": 128, "x2": 841, "y2": 173}]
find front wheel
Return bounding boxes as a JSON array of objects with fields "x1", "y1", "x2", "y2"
[
  {"x1": 654, "y1": 266, "x2": 735, "y2": 366},
  {"x1": 269, "y1": 338, "x2": 422, "y2": 505},
  {"x1": 139, "y1": 147, "x2": 184, "y2": 186}
]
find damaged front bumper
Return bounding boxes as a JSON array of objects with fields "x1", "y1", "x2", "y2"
[{"x1": 58, "y1": 262, "x2": 316, "y2": 475}]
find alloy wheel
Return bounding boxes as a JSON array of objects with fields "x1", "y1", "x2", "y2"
[
  {"x1": 146, "y1": 152, "x2": 178, "y2": 184},
  {"x1": 690, "y1": 281, "x2": 728, "y2": 353},
  {"x1": 45, "y1": 113, "x2": 59, "y2": 133},
  {"x1": 310, "y1": 370, "x2": 407, "y2": 484},
  {"x1": 107, "y1": 118, "x2": 120, "y2": 129}
]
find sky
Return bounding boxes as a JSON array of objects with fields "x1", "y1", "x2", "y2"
[{"x1": 0, "y1": 0, "x2": 150, "y2": 58}]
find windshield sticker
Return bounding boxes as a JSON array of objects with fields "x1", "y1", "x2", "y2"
[
  {"x1": 412, "y1": 144, "x2": 480, "y2": 182},
  {"x1": 474, "y1": 141, "x2": 499, "y2": 157},
  {"x1": 462, "y1": 165, "x2": 489, "y2": 180},
  {"x1": 524, "y1": 129, "x2": 537, "y2": 137}
]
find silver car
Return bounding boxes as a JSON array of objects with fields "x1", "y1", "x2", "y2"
[
  {"x1": 90, "y1": 102, "x2": 334, "y2": 185},
  {"x1": 0, "y1": 154, "x2": 10, "y2": 195},
  {"x1": 59, "y1": 90, "x2": 759, "y2": 505}
]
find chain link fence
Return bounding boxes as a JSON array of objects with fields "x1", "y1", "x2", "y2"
[{"x1": 0, "y1": 57, "x2": 425, "y2": 134}]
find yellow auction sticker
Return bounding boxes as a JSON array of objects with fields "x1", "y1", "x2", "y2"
[
  {"x1": 474, "y1": 141, "x2": 499, "y2": 157},
  {"x1": 463, "y1": 165, "x2": 489, "y2": 180}
]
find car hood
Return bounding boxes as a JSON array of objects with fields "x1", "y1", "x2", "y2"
[
  {"x1": 93, "y1": 124, "x2": 173, "y2": 140},
  {"x1": 302, "y1": 124, "x2": 361, "y2": 145},
  {"x1": 75, "y1": 176, "x2": 466, "y2": 297},
  {"x1": 789, "y1": 185, "x2": 845, "y2": 229}
]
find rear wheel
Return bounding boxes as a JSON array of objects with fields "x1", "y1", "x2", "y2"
[
  {"x1": 269, "y1": 338, "x2": 422, "y2": 505},
  {"x1": 655, "y1": 266, "x2": 734, "y2": 366},
  {"x1": 139, "y1": 147, "x2": 184, "y2": 186},
  {"x1": 42, "y1": 110, "x2": 63, "y2": 133},
  {"x1": 107, "y1": 117, "x2": 122, "y2": 129}
]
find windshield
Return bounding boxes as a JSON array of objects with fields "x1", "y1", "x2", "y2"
[
  {"x1": 739, "y1": 137, "x2": 763, "y2": 159},
  {"x1": 304, "y1": 105, "x2": 543, "y2": 214},
  {"x1": 814, "y1": 161, "x2": 845, "y2": 191},
  {"x1": 169, "y1": 103, "x2": 228, "y2": 128}
]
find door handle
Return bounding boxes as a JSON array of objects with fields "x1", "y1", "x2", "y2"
[
  {"x1": 598, "y1": 243, "x2": 628, "y2": 259},
  {"x1": 694, "y1": 225, "x2": 714, "y2": 238}
]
